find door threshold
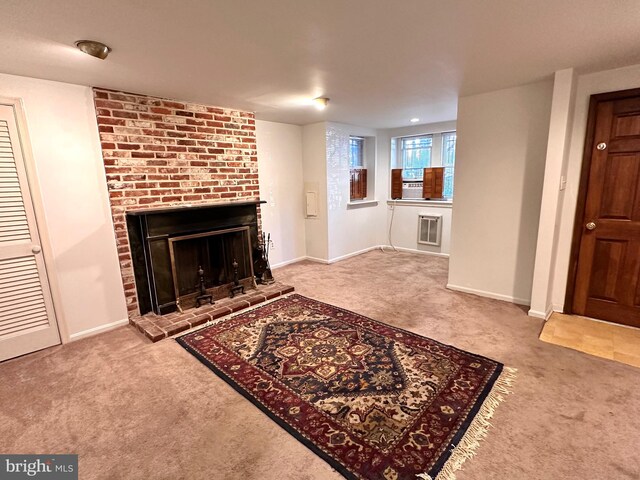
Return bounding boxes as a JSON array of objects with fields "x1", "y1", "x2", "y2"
[
  {"x1": 539, "y1": 312, "x2": 640, "y2": 369},
  {"x1": 565, "y1": 312, "x2": 640, "y2": 331}
]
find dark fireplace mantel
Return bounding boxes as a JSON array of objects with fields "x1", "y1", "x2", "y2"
[
  {"x1": 127, "y1": 200, "x2": 264, "y2": 217},
  {"x1": 126, "y1": 200, "x2": 265, "y2": 315}
]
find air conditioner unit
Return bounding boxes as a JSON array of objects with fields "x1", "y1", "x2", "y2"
[
  {"x1": 402, "y1": 182, "x2": 423, "y2": 199},
  {"x1": 418, "y1": 214, "x2": 442, "y2": 246}
]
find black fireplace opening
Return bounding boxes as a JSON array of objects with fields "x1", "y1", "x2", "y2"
[
  {"x1": 169, "y1": 227, "x2": 254, "y2": 310},
  {"x1": 126, "y1": 201, "x2": 264, "y2": 315}
]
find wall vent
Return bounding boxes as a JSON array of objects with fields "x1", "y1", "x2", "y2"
[{"x1": 418, "y1": 214, "x2": 442, "y2": 246}]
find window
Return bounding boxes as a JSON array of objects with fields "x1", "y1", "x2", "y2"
[
  {"x1": 349, "y1": 136, "x2": 367, "y2": 200},
  {"x1": 349, "y1": 136, "x2": 364, "y2": 169},
  {"x1": 441, "y1": 132, "x2": 456, "y2": 199},
  {"x1": 401, "y1": 135, "x2": 432, "y2": 180},
  {"x1": 391, "y1": 130, "x2": 457, "y2": 200}
]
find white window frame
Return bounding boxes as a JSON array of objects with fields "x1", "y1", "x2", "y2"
[
  {"x1": 348, "y1": 135, "x2": 378, "y2": 205},
  {"x1": 349, "y1": 136, "x2": 365, "y2": 169},
  {"x1": 440, "y1": 131, "x2": 456, "y2": 200},
  {"x1": 392, "y1": 130, "x2": 457, "y2": 200},
  {"x1": 399, "y1": 134, "x2": 432, "y2": 180}
]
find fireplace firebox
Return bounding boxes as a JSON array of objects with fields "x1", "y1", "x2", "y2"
[{"x1": 126, "y1": 201, "x2": 264, "y2": 315}]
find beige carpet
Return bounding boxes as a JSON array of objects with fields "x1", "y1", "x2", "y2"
[{"x1": 1, "y1": 250, "x2": 639, "y2": 480}]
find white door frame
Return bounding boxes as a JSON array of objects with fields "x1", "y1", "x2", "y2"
[{"x1": 1, "y1": 96, "x2": 69, "y2": 345}]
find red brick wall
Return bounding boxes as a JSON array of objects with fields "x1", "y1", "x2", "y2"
[{"x1": 93, "y1": 88, "x2": 259, "y2": 316}]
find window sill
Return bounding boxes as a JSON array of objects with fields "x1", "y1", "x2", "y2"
[
  {"x1": 347, "y1": 199, "x2": 379, "y2": 209},
  {"x1": 386, "y1": 199, "x2": 453, "y2": 208}
]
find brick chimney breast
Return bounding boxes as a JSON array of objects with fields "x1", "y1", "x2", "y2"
[{"x1": 93, "y1": 88, "x2": 260, "y2": 316}]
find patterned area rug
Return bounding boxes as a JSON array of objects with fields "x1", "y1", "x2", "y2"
[{"x1": 177, "y1": 294, "x2": 515, "y2": 480}]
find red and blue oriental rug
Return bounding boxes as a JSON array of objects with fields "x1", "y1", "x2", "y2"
[{"x1": 177, "y1": 294, "x2": 515, "y2": 480}]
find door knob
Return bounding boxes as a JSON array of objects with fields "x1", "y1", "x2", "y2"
[
  {"x1": 596, "y1": 142, "x2": 607, "y2": 151},
  {"x1": 585, "y1": 222, "x2": 596, "y2": 231},
  {"x1": 32, "y1": 245, "x2": 42, "y2": 254}
]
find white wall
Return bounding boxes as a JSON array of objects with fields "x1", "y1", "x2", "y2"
[
  {"x1": 448, "y1": 80, "x2": 553, "y2": 305},
  {"x1": 0, "y1": 73, "x2": 128, "y2": 339},
  {"x1": 256, "y1": 120, "x2": 306, "y2": 268},
  {"x1": 386, "y1": 203, "x2": 453, "y2": 255},
  {"x1": 380, "y1": 120, "x2": 457, "y2": 256},
  {"x1": 326, "y1": 122, "x2": 386, "y2": 261},
  {"x1": 300, "y1": 121, "x2": 388, "y2": 262},
  {"x1": 550, "y1": 63, "x2": 640, "y2": 310},
  {"x1": 529, "y1": 69, "x2": 577, "y2": 318},
  {"x1": 302, "y1": 122, "x2": 329, "y2": 261}
]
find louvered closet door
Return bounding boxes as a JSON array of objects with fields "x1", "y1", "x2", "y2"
[{"x1": 0, "y1": 103, "x2": 60, "y2": 361}]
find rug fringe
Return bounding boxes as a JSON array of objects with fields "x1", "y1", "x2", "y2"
[{"x1": 416, "y1": 366, "x2": 518, "y2": 480}]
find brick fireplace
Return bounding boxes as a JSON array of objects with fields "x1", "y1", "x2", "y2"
[{"x1": 93, "y1": 88, "x2": 261, "y2": 317}]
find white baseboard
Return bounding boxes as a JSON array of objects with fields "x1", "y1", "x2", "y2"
[
  {"x1": 528, "y1": 304, "x2": 554, "y2": 320},
  {"x1": 327, "y1": 246, "x2": 380, "y2": 264},
  {"x1": 304, "y1": 256, "x2": 330, "y2": 265},
  {"x1": 272, "y1": 246, "x2": 449, "y2": 268},
  {"x1": 69, "y1": 318, "x2": 130, "y2": 341},
  {"x1": 305, "y1": 247, "x2": 380, "y2": 265},
  {"x1": 384, "y1": 246, "x2": 450, "y2": 258},
  {"x1": 446, "y1": 283, "x2": 531, "y2": 306},
  {"x1": 271, "y1": 256, "x2": 308, "y2": 269}
]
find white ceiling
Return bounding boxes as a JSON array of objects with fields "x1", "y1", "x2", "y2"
[{"x1": 1, "y1": 0, "x2": 639, "y2": 128}]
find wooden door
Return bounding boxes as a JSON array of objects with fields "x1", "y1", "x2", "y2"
[
  {"x1": 570, "y1": 89, "x2": 640, "y2": 328},
  {"x1": 0, "y1": 102, "x2": 60, "y2": 361}
]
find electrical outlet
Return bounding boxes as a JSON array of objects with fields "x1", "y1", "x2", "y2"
[{"x1": 269, "y1": 239, "x2": 275, "y2": 250}]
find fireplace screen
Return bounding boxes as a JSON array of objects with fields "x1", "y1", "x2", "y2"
[
  {"x1": 168, "y1": 226, "x2": 254, "y2": 311},
  {"x1": 126, "y1": 201, "x2": 263, "y2": 315}
]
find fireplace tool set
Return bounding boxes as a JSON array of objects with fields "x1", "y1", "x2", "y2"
[{"x1": 258, "y1": 233, "x2": 274, "y2": 285}]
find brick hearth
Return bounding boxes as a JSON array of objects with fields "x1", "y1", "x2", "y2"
[{"x1": 131, "y1": 282, "x2": 294, "y2": 342}]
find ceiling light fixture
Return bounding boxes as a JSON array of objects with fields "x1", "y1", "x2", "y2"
[
  {"x1": 75, "y1": 40, "x2": 111, "y2": 60},
  {"x1": 410, "y1": 117, "x2": 420, "y2": 123},
  {"x1": 313, "y1": 97, "x2": 329, "y2": 110}
]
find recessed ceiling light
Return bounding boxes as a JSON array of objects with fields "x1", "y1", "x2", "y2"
[
  {"x1": 410, "y1": 118, "x2": 420, "y2": 123},
  {"x1": 313, "y1": 97, "x2": 329, "y2": 110},
  {"x1": 75, "y1": 40, "x2": 111, "y2": 60}
]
